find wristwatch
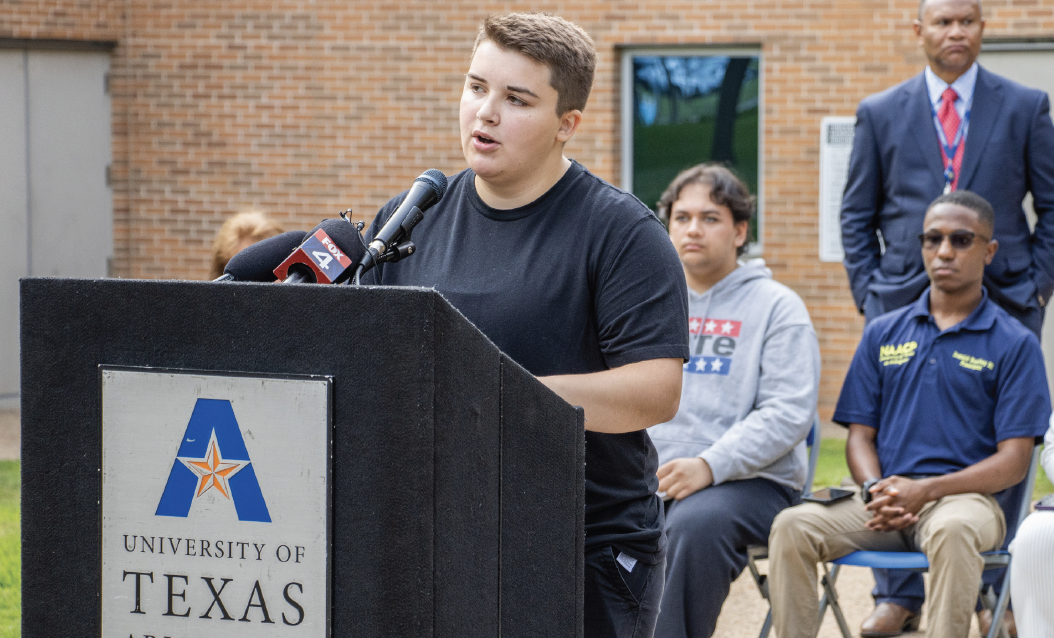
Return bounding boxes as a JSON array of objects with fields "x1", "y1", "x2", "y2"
[{"x1": 861, "y1": 478, "x2": 880, "y2": 504}]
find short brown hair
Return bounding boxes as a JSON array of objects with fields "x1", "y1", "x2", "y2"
[
  {"x1": 657, "y1": 164, "x2": 756, "y2": 256},
  {"x1": 473, "y1": 13, "x2": 596, "y2": 116},
  {"x1": 209, "y1": 210, "x2": 285, "y2": 279}
]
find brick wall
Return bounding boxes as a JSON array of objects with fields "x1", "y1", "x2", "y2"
[
  {"x1": 0, "y1": 0, "x2": 122, "y2": 41},
  {"x1": 6, "y1": 0, "x2": 1054, "y2": 420}
]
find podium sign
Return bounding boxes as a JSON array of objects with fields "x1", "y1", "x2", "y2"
[{"x1": 100, "y1": 368, "x2": 332, "y2": 638}]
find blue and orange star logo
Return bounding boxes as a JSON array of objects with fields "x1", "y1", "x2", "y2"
[
  {"x1": 156, "y1": 399, "x2": 271, "y2": 522},
  {"x1": 179, "y1": 432, "x2": 248, "y2": 499}
]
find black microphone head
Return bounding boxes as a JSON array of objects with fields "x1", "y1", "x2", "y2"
[
  {"x1": 312, "y1": 218, "x2": 367, "y2": 284},
  {"x1": 415, "y1": 169, "x2": 448, "y2": 202},
  {"x1": 222, "y1": 230, "x2": 307, "y2": 282}
]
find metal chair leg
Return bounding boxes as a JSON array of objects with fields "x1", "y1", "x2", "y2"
[
  {"x1": 984, "y1": 564, "x2": 1013, "y2": 638},
  {"x1": 748, "y1": 549, "x2": 774, "y2": 638},
  {"x1": 759, "y1": 609, "x2": 772, "y2": 638},
  {"x1": 820, "y1": 563, "x2": 852, "y2": 638},
  {"x1": 748, "y1": 554, "x2": 770, "y2": 599},
  {"x1": 817, "y1": 563, "x2": 839, "y2": 623}
]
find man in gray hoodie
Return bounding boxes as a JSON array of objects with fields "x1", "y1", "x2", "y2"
[{"x1": 650, "y1": 164, "x2": 821, "y2": 638}]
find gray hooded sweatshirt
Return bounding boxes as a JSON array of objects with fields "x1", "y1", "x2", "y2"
[{"x1": 649, "y1": 259, "x2": 821, "y2": 491}]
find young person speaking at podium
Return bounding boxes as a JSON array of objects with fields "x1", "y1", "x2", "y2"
[{"x1": 361, "y1": 13, "x2": 690, "y2": 638}]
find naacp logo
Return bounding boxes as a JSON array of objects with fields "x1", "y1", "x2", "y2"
[
  {"x1": 879, "y1": 341, "x2": 917, "y2": 367},
  {"x1": 156, "y1": 398, "x2": 271, "y2": 523}
]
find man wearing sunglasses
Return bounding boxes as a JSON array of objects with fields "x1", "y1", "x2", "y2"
[
  {"x1": 769, "y1": 190, "x2": 1050, "y2": 638},
  {"x1": 839, "y1": 1, "x2": 1054, "y2": 633}
]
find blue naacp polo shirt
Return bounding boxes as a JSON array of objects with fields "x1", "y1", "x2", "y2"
[{"x1": 834, "y1": 289, "x2": 1050, "y2": 477}]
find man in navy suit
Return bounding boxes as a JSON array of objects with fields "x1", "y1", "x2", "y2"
[
  {"x1": 839, "y1": 0, "x2": 1054, "y2": 634},
  {"x1": 842, "y1": 0, "x2": 1054, "y2": 337}
]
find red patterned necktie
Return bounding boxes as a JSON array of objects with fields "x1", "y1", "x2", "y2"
[{"x1": 937, "y1": 87, "x2": 964, "y2": 191}]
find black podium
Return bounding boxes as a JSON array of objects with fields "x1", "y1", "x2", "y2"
[{"x1": 20, "y1": 278, "x2": 585, "y2": 637}]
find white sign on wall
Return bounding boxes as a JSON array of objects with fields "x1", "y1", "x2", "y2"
[
  {"x1": 819, "y1": 116, "x2": 856, "y2": 262},
  {"x1": 101, "y1": 368, "x2": 331, "y2": 638}
]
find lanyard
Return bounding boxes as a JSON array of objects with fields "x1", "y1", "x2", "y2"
[{"x1": 929, "y1": 99, "x2": 971, "y2": 193}]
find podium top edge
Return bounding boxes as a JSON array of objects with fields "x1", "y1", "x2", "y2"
[{"x1": 19, "y1": 277, "x2": 441, "y2": 295}]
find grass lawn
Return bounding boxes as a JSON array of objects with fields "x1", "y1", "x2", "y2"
[
  {"x1": 813, "y1": 438, "x2": 1054, "y2": 499},
  {"x1": 0, "y1": 461, "x2": 18, "y2": 638}
]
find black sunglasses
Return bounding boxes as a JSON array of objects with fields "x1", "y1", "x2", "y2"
[{"x1": 917, "y1": 231, "x2": 989, "y2": 250}]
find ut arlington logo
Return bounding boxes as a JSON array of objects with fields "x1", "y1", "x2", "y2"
[{"x1": 155, "y1": 399, "x2": 271, "y2": 523}]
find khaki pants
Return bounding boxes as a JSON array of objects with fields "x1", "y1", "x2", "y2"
[{"x1": 768, "y1": 492, "x2": 1005, "y2": 638}]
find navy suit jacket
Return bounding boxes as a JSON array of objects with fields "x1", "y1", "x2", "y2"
[{"x1": 840, "y1": 66, "x2": 1054, "y2": 318}]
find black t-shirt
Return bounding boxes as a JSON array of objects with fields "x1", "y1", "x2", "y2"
[{"x1": 364, "y1": 160, "x2": 689, "y2": 559}]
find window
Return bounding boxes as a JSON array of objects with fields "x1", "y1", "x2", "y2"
[{"x1": 620, "y1": 49, "x2": 762, "y2": 248}]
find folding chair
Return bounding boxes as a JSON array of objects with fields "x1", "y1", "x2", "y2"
[
  {"x1": 818, "y1": 446, "x2": 1042, "y2": 638},
  {"x1": 746, "y1": 414, "x2": 822, "y2": 638}
]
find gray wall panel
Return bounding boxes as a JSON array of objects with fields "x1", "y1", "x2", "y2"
[
  {"x1": 0, "y1": 49, "x2": 112, "y2": 402},
  {"x1": 0, "y1": 51, "x2": 28, "y2": 399},
  {"x1": 27, "y1": 50, "x2": 112, "y2": 278}
]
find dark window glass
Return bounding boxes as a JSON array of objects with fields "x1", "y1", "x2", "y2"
[{"x1": 631, "y1": 55, "x2": 760, "y2": 238}]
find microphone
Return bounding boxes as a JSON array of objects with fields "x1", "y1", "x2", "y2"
[
  {"x1": 273, "y1": 218, "x2": 366, "y2": 284},
  {"x1": 215, "y1": 231, "x2": 308, "y2": 282},
  {"x1": 357, "y1": 169, "x2": 448, "y2": 274}
]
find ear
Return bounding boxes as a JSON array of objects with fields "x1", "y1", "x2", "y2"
[
  {"x1": 985, "y1": 238, "x2": 998, "y2": 266},
  {"x1": 556, "y1": 109, "x2": 583, "y2": 143},
  {"x1": 734, "y1": 220, "x2": 749, "y2": 249},
  {"x1": 913, "y1": 20, "x2": 923, "y2": 41}
]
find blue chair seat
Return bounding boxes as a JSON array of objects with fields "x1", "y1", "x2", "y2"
[
  {"x1": 831, "y1": 550, "x2": 929, "y2": 570},
  {"x1": 832, "y1": 549, "x2": 1011, "y2": 571}
]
